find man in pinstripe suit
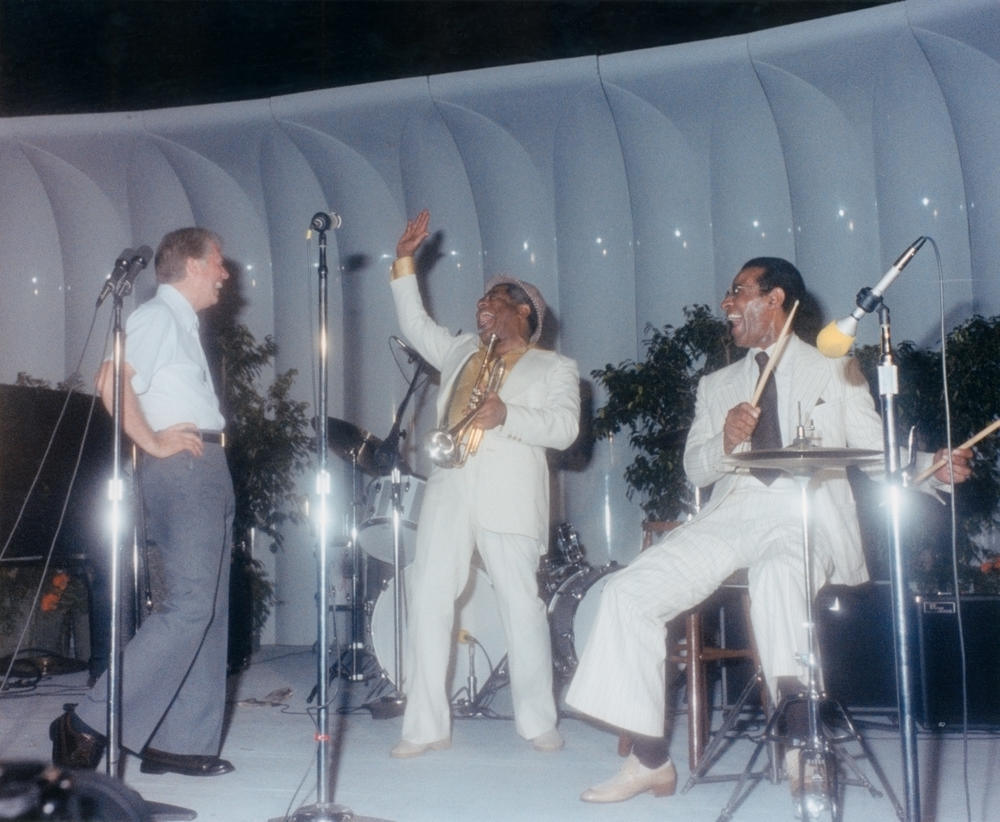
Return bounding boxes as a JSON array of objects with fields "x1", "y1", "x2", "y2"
[{"x1": 566, "y1": 257, "x2": 970, "y2": 804}]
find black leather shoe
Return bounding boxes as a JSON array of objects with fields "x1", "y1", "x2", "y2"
[
  {"x1": 50, "y1": 704, "x2": 105, "y2": 770},
  {"x1": 139, "y1": 747, "x2": 234, "y2": 777}
]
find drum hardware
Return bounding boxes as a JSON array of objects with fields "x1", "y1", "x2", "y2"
[
  {"x1": 716, "y1": 447, "x2": 901, "y2": 822},
  {"x1": 364, "y1": 344, "x2": 433, "y2": 719},
  {"x1": 451, "y1": 629, "x2": 508, "y2": 718},
  {"x1": 319, "y1": 432, "x2": 383, "y2": 687},
  {"x1": 326, "y1": 416, "x2": 395, "y2": 476},
  {"x1": 370, "y1": 567, "x2": 507, "y2": 715},
  {"x1": 538, "y1": 522, "x2": 590, "y2": 602},
  {"x1": 554, "y1": 522, "x2": 586, "y2": 566},
  {"x1": 424, "y1": 333, "x2": 506, "y2": 469},
  {"x1": 459, "y1": 630, "x2": 480, "y2": 708}
]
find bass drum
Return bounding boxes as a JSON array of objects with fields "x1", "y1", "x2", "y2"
[
  {"x1": 547, "y1": 562, "x2": 620, "y2": 681},
  {"x1": 371, "y1": 567, "x2": 506, "y2": 700}
]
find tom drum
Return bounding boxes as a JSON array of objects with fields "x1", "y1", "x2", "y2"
[{"x1": 359, "y1": 474, "x2": 425, "y2": 565}]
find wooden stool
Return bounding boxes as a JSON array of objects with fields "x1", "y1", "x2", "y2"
[{"x1": 640, "y1": 521, "x2": 766, "y2": 771}]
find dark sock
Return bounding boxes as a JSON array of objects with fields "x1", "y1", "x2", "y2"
[
  {"x1": 776, "y1": 676, "x2": 808, "y2": 741},
  {"x1": 631, "y1": 734, "x2": 670, "y2": 769},
  {"x1": 67, "y1": 707, "x2": 104, "y2": 739}
]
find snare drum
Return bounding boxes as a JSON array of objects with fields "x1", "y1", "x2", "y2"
[
  {"x1": 547, "y1": 562, "x2": 620, "y2": 680},
  {"x1": 371, "y1": 567, "x2": 505, "y2": 699},
  {"x1": 359, "y1": 474, "x2": 425, "y2": 565}
]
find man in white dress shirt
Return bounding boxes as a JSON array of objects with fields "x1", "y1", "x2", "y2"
[{"x1": 50, "y1": 228, "x2": 237, "y2": 778}]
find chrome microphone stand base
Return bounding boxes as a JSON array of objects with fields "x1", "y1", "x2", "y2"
[{"x1": 270, "y1": 804, "x2": 394, "y2": 822}]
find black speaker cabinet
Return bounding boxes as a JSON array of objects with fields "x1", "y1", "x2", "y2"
[
  {"x1": 916, "y1": 595, "x2": 1000, "y2": 729},
  {"x1": 816, "y1": 582, "x2": 900, "y2": 713},
  {"x1": 817, "y1": 585, "x2": 1000, "y2": 728}
]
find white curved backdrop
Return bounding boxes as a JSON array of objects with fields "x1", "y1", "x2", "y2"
[{"x1": 1, "y1": 0, "x2": 997, "y2": 643}]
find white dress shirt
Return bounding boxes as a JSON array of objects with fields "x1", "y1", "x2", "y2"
[{"x1": 124, "y1": 283, "x2": 225, "y2": 432}]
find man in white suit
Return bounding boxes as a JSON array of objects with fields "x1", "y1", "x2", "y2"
[
  {"x1": 566, "y1": 257, "x2": 971, "y2": 803},
  {"x1": 388, "y1": 210, "x2": 580, "y2": 758}
]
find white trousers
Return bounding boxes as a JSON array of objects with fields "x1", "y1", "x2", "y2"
[
  {"x1": 400, "y1": 472, "x2": 557, "y2": 744},
  {"x1": 566, "y1": 479, "x2": 833, "y2": 738}
]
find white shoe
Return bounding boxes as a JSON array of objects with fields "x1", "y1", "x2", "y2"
[
  {"x1": 390, "y1": 737, "x2": 451, "y2": 759},
  {"x1": 785, "y1": 748, "x2": 802, "y2": 795},
  {"x1": 785, "y1": 748, "x2": 826, "y2": 799},
  {"x1": 581, "y1": 754, "x2": 677, "y2": 803},
  {"x1": 531, "y1": 728, "x2": 564, "y2": 752}
]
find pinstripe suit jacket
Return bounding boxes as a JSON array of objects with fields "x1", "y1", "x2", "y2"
[{"x1": 683, "y1": 334, "x2": 890, "y2": 585}]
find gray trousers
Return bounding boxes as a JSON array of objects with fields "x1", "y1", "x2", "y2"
[{"x1": 79, "y1": 444, "x2": 234, "y2": 755}]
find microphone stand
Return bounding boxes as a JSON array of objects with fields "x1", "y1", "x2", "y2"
[
  {"x1": 874, "y1": 300, "x2": 921, "y2": 822},
  {"x1": 367, "y1": 360, "x2": 425, "y2": 718},
  {"x1": 107, "y1": 272, "x2": 194, "y2": 822},
  {"x1": 105, "y1": 287, "x2": 128, "y2": 778},
  {"x1": 290, "y1": 216, "x2": 352, "y2": 822}
]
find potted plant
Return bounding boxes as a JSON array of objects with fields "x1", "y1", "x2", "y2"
[{"x1": 205, "y1": 299, "x2": 312, "y2": 672}]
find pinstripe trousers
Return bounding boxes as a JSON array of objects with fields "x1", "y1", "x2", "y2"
[{"x1": 566, "y1": 477, "x2": 832, "y2": 739}]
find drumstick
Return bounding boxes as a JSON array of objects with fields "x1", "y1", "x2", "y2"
[
  {"x1": 750, "y1": 299, "x2": 800, "y2": 407},
  {"x1": 911, "y1": 418, "x2": 1000, "y2": 485}
]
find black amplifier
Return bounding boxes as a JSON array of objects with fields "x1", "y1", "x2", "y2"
[
  {"x1": 916, "y1": 595, "x2": 1000, "y2": 729},
  {"x1": 817, "y1": 585, "x2": 1000, "y2": 728},
  {"x1": 816, "y1": 582, "x2": 900, "y2": 713}
]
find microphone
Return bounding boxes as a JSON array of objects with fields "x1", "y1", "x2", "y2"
[
  {"x1": 114, "y1": 246, "x2": 153, "y2": 300},
  {"x1": 308, "y1": 211, "x2": 342, "y2": 234},
  {"x1": 96, "y1": 248, "x2": 134, "y2": 307},
  {"x1": 816, "y1": 236, "x2": 928, "y2": 357},
  {"x1": 391, "y1": 335, "x2": 436, "y2": 374}
]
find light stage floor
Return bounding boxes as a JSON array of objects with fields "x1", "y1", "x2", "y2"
[{"x1": 1, "y1": 645, "x2": 996, "y2": 821}]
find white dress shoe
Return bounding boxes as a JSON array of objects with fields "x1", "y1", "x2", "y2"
[
  {"x1": 390, "y1": 737, "x2": 451, "y2": 758},
  {"x1": 531, "y1": 728, "x2": 564, "y2": 752},
  {"x1": 581, "y1": 754, "x2": 677, "y2": 803},
  {"x1": 785, "y1": 748, "x2": 802, "y2": 795},
  {"x1": 785, "y1": 747, "x2": 828, "y2": 802}
]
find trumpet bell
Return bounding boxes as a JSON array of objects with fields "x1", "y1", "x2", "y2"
[{"x1": 425, "y1": 428, "x2": 459, "y2": 468}]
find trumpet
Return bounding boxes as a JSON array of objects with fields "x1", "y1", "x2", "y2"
[{"x1": 425, "y1": 334, "x2": 506, "y2": 468}]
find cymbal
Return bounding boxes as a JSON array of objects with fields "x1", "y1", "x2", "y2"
[
  {"x1": 327, "y1": 417, "x2": 382, "y2": 474},
  {"x1": 727, "y1": 446, "x2": 882, "y2": 474}
]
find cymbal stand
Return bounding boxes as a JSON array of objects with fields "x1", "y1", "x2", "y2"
[
  {"x1": 343, "y1": 451, "x2": 371, "y2": 682},
  {"x1": 367, "y1": 351, "x2": 426, "y2": 717},
  {"x1": 716, "y1": 467, "x2": 901, "y2": 822}
]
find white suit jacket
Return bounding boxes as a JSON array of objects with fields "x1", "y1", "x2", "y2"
[
  {"x1": 683, "y1": 333, "x2": 924, "y2": 586},
  {"x1": 391, "y1": 275, "x2": 580, "y2": 540}
]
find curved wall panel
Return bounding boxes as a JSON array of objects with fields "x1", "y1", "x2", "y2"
[
  {"x1": 0, "y1": 0, "x2": 997, "y2": 642},
  {"x1": 0, "y1": 143, "x2": 71, "y2": 382},
  {"x1": 913, "y1": 23, "x2": 1000, "y2": 312}
]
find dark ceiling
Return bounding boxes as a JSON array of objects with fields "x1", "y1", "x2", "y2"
[{"x1": 0, "y1": 1, "x2": 892, "y2": 117}]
